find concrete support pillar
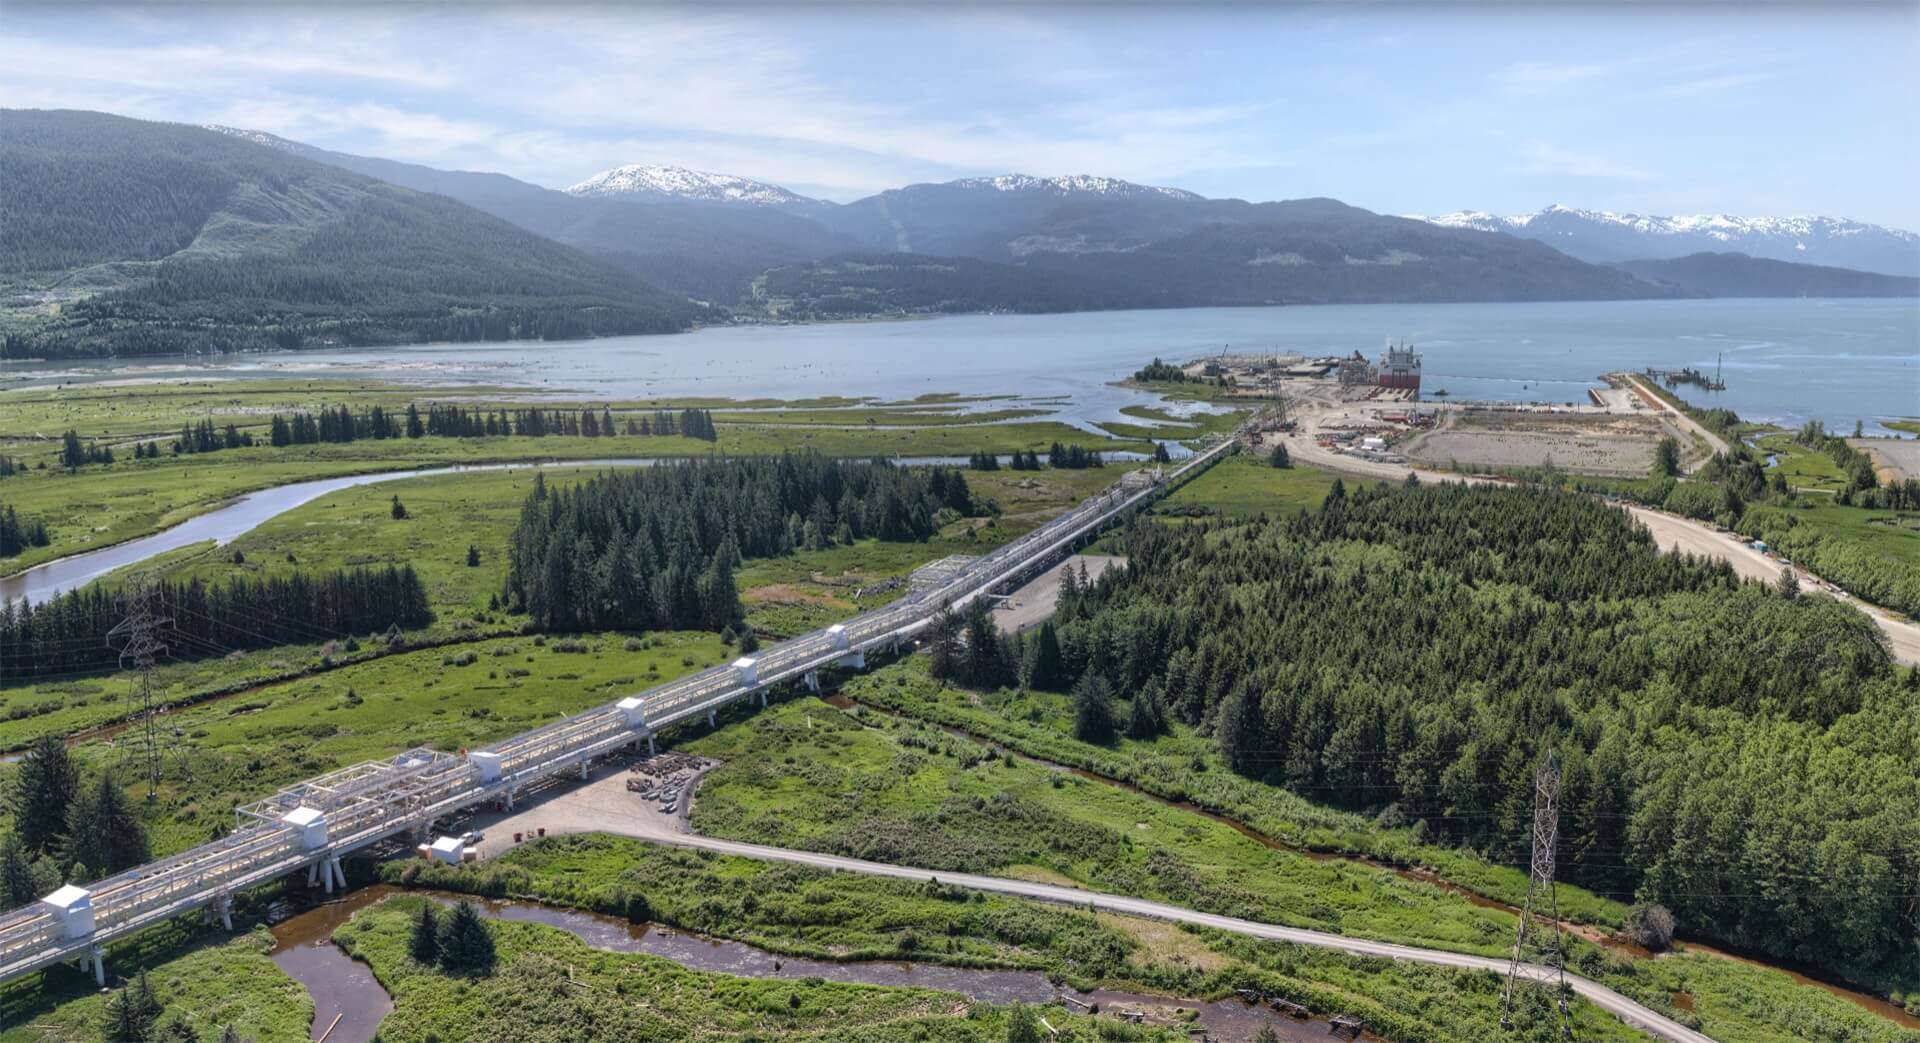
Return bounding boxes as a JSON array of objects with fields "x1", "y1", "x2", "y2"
[
  {"x1": 505, "y1": 786, "x2": 515, "y2": 811},
  {"x1": 758, "y1": 689, "x2": 768, "y2": 708},
  {"x1": 707, "y1": 710, "x2": 717, "y2": 729},
  {"x1": 91, "y1": 945, "x2": 105, "y2": 986},
  {"x1": 804, "y1": 670, "x2": 819, "y2": 693},
  {"x1": 321, "y1": 855, "x2": 335, "y2": 894},
  {"x1": 578, "y1": 759, "x2": 589, "y2": 781},
  {"x1": 646, "y1": 734, "x2": 656, "y2": 756},
  {"x1": 217, "y1": 894, "x2": 233, "y2": 931},
  {"x1": 306, "y1": 862, "x2": 319, "y2": 887},
  {"x1": 330, "y1": 855, "x2": 345, "y2": 892}
]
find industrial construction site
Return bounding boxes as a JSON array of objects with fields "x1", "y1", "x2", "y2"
[{"x1": 1170, "y1": 345, "x2": 1710, "y2": 478}]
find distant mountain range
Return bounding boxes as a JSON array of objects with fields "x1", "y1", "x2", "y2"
[
  {"x1": 1414, "y1": 206, "x2": 1920, "y2": 277},
  {"x1": 4, "y1": 110, "x2": 1913, "y2": 359}
]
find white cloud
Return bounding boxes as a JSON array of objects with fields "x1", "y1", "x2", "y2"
[{"x1": 1520, "y1": 143, "x2": 1656, "y2": 182}]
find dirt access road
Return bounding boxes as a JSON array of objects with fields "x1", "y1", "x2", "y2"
[
  {"x1": 469, "y1": 755, "x2": 1714, "y2": 1043},
  {"x1": 1621, "y1": 373, "x2": 1730, "y2": 468},
  {"x1": 1280, "y1": 429, "x2": 1920, "y2": 665}
]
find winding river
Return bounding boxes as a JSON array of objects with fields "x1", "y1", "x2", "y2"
[{"x1": 269, "y1": 885, "x2": 1371, "y2": 1043}]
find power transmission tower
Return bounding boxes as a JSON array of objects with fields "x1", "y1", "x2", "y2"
[
  {"x1": 107, "y1": 575, "x2": 174, "y2": 801},
  {"x1": 1502, "y1": 749, "x2": 1573, "y2": 1038}
]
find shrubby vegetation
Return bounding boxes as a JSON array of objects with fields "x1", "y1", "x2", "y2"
[
  {"x1": 505, "y1": 455, "x2": 978, "y2": 631},
  {"x1": 1132, "y1": 358, "x2": 1190, "y2": 383},
  {"x1": 1039, "y1": 481, "x2": 1916, "y2": 985},
  {"x1": 0, "y1": 566, "x2": 431, "y2": 681}
]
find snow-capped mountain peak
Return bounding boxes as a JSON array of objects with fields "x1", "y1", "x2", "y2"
[
  {"x1": 202, "y1": 124, "x2": 307, "y2": 154},
  {"x1": 1407, "y1": 205, "x2": 1918, "y2": 276},
  {"x1": 956, "y1": 173, "x2": 1200, "y2": 201},
  {"x1": 566, "y1": 164, "x2": 812, "y2": 207}
]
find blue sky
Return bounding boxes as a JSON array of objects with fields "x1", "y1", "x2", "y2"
[{"x1": 4, "y1": 4, "x2": 1917, "y2": 228}]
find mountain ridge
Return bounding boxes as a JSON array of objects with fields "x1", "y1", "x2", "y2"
[
  {"x1": 1412, "y1": 205, "x2": 1919, "y2": 276},
  {"x1": 2, "y1": 110, "x2": 700, "y2": 358}
]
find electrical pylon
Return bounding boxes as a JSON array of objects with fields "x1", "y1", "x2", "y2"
[
  {"x1": 107, "y1": 575, "x2": 172, "y2": 801},
  {"x1": 1502, "y1": 749, "x2": 1573, "y2": 1038}
]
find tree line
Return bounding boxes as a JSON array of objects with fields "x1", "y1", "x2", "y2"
[
  {"x1": 266, "y1": 404, "x2": 719, "y2": 446},
  {"x1": 0, "y1": 503, "x2": 50, "y2": 558},
  {"x1": 0, "y1": 566, "x2": 432, "y2": 682},
  {"x1": 1023, "y1": 480, "x2": 1915, "y2": 983},
  {"x1": 505, "y1": 455, "x2": 978, "y2": 632}
]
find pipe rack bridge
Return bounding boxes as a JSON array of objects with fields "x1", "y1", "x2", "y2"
[{"x1": 0, "y1": 433, "x2": 1240, "y2": 986}]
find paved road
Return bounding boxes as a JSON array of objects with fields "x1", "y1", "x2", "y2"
[
  {"x1": 475, "y1": 765, "x2": 1711, "y2": 1043},
  {"x1": 1285, "y1": 433, "x2": 1920, "y2": 666}
]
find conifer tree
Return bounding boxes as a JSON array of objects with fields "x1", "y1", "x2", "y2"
[
  {"x1": 1071, "y1": 671, "x2": 1115, "y2": 744},
  {"x1": 1024, "y1": 622, "x2": 1063, "y2": 691},
  {"x1": 7, "y1": 735, "x2": 78, "y2": 855},
  {"x1": 63, "y1": 771, "x2": 150, "y2": 877},
  {"x1": 100, "y1": 972, "x2": 162, "y2": 1043},
  {"x1": 437, "y1": 900, "x2": 496, "y2": 972},
  {"x1": 409, "y1": 901, "x2": 442, "y2": 965}
]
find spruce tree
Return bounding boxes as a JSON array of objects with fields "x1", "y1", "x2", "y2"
[
  {"x1": 7, "y1": 735, "x2": 79, "y2": 855},
  {"x1": 0, "y1": 832, "x2": 46, "y2": 906},
  {"x1": 100, "y1": 972, "x2": 163, "y2": 1043},
  {"x1": 437, "y1": 900, "x2": 496, "y2": 973},
  {"x1": 390, "y1": 495, "x2": 408, "y2": 520},
  {"x1": 1125, "y1": 680, "x2": 1167, "y2": 740},
  {"x1": 1071, "y1": 671, "x2": 1115, "y2": 744},
  {"x1": 1269, "y1": 442, "x2": 1291, "y2": 468},
  {"x1": 1025, "y1": 622, "x2": 1063, "y2": 691},
  {"x1": 409, "y1": 901, "x2": 442, "y2": 965},
  {"x1": 158, "y1": 1013, "x2": 202, "y2": 1043},
  {"x1": 961, "y1": 599, "x2": 1004, "y2": 689},
  {"x1": 62, "y1": 772, "x2": 149, "y2": 877},
  {"x1": 1216, "y1": 678, "x2": 1264, "y2": 775}
]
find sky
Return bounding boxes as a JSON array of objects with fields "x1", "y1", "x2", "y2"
[{"x1": 3, "y1": 3, "x2": 1918, "y2": 229}]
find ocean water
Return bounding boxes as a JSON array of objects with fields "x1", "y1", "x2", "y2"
[{"x1": 6, "y1": 297, "x2": 1914, "y2": 432}]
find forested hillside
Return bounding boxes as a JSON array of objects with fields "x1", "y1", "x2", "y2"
[
  {"x1": 753, "y1": 253, "x2": 1145, "y2": 317},
  {"x1": 1051, "y1": 481, "x2": 1917, "y2": 985},
  {"x1": 0, "y1": 110, "x2": 699, "y2": 358},
  {"x1": 1617, "y1": 252, "x2": 1920, "y2": 298}
]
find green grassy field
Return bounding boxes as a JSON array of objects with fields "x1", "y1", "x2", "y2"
[
  {"x1": 684, "y1": 695, "x2": 1534, "y2": 960},
  {"x1": 1155, "y1": 454, "x2": 1340, "y2": 518},
  {"x1": 840, "y1": 660, "x2": 1625, "y2": 926},
  {"x1": 1755, "y1": 432, "x2": 1853, "y2": 493}
]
